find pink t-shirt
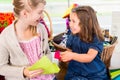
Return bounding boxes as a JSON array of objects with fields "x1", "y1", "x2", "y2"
[{"x1": 19, "y1": 36, "x2": 54, "y2": 80}]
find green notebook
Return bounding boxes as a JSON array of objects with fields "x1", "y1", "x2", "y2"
[{"x1": 28, "y1": 55, "x2": 60, "y2": 74}]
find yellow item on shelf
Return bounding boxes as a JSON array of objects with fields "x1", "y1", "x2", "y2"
[{"x1": 62, "y1": 3, "x2": 79, "y2": 18}]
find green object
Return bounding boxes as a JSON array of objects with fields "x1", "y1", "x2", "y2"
[
  {"x1": 110, "y1": 69, "x2": 120, "y2": 79},
  {"x1": 28, "y1": 55, "x2": 60, "y2": 74},
  {"x1": 3, "y1": 21, "x2": 8, "y2": 27},
  {"x1": 103, "y1": 43, "x2": 110, "y2": 47}
]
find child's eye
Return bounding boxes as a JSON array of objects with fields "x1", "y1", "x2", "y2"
[
  {"x1": 69, "y1": 20, "x2": 71, "y2": 22},
  {"x1": 68, "y1": 18, "x2": 71, "y2": 21}
]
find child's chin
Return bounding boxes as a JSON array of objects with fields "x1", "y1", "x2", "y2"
[
  {"x1": 33, "y1": 22, "x2": 39, "y2": 26},
  {"x1": 72, "y1": 32, "x2": 79, "y2": 35},
  {"x1": 72, "y1": 32, "x2": 77, "y2": 34}
]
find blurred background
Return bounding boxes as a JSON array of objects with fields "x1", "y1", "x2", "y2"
[{"x1": 0, "y1": 0, "x2": 120, "y2": 35}]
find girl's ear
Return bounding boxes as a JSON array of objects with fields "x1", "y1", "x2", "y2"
[{"x1": 20, "y1": 9, "x2": 28, "y2": 18}]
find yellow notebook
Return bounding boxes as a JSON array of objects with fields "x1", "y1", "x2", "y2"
[{"x1": 28, "y1": 55, "x2": 60, "y2": 74}]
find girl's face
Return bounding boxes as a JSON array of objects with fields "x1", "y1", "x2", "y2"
[
  {"x1": 27, "y1": 3, "x2": 45, "y2": 26},
  {"x1": 69, "y1": 12, "x2": 80, "y2": 34}
]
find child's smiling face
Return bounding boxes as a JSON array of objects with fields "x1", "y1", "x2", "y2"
[
  {"x1": 69, "y1": 12, "x2": 80, "y2": 34},
  {"x1": 26, "y1": 3, "x2": 45, "y2": 26}
]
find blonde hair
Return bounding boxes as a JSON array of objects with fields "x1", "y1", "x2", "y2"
[
  {"x1": 13, "y1": 0, "x2": 46, "y2": 36},
  {"x1": 13, "y1": 0, "x2": 46, "y2": 17}
]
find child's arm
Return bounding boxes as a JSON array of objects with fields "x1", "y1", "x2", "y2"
[
  {"x1": 60, "y1": 48, "x2": 98, "y2": 63},
  {"x1": 66, "y1": 48, "x2": 72, "y2": 51}
]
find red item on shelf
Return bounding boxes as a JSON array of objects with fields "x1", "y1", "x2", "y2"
[
  {"x1": 0, "y1": 27, "x2": 5, "y2": 33},
  {"x1": 0, "y1": 12, "x2": 15, "y2": 28}
]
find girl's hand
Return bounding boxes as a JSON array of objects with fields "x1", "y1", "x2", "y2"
[
  {"x1": 23, "y1": 67, "x2": 44, "y2": 78},
  {"x1": 60, "y1": 51, "x2": 74, "y2": 62}
]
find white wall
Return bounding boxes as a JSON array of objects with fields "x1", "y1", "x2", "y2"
[
  {"x1": 0, "y1": 4, "x2": 13, "y2": 12},
  {"x1": 110, "y1": 11, "x2": 120, "y2": 69}
]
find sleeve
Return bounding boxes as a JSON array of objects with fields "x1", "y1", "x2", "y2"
[
  {"x1": 44, "y1": 30, "x2": 52, "y2": 61},
  {"x1": 37, "y1": 23, "x2": 52, "y2": 61},
  {"x1": 66, "y1": 35, "x2": 74, "y2": 49},
  {"x1": 0, "y1": 34, "x2": 26, "y2": 79},
  {"x1": 89, "y1": 36, "x2": 104, "y2": 54}
]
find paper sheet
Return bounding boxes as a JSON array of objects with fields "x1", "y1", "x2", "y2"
[{"x1": 28, "y1": 55, "x2": 60, "y2": 74}]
